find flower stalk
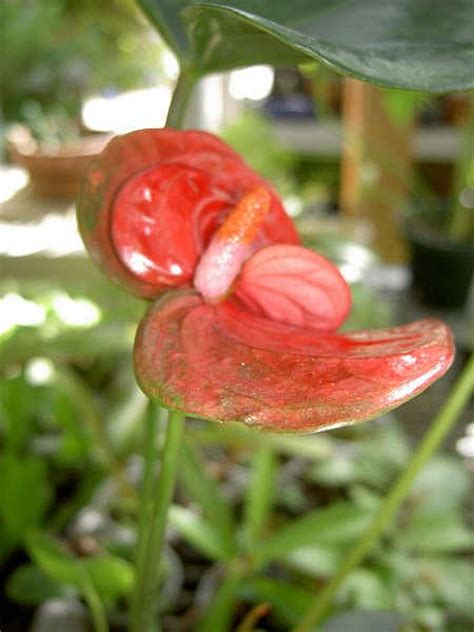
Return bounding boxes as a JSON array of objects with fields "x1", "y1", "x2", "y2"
[
  {"x1": 294, "y1": 354, "x2": 474, "y2": 632},
  {"x1": 131, "y1": 408, "x2": 185, "y2": 632},
  {"x1": 130, "y1": 68, "x2": 196, "y2": 632},
  {"x1": 166, "y1": 69, "x2": 198, "y2": 128}
]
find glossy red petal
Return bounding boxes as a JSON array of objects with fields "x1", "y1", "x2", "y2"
[
  {"x1": 235, "y1": 244, "x2": 351, "y2": 331},
  {"x1": 77, "y1": 128, "x2": 299, "y2": 298},
  {"x1": 134, "y1": 292, "x2": 454, "y2": 433}
]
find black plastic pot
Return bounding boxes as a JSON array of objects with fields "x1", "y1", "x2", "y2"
[{"x1": 405, "y1": 207, "x2": 474, "y2": 309}]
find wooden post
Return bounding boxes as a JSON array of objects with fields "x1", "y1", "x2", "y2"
[{"x1": 340, "y1": 79, "x2": 413, "y2": 262}]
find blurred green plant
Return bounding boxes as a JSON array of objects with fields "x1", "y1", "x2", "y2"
[
  {"x1": 0, "y1": 0, "x2": 165, "y2": 128},
  {"x1": 0, "y1": 278, "x2": 472, "y2": 631}
]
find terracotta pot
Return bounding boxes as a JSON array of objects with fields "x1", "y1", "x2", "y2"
[{"x1": 9, "y1": 133, "x2": 111, "y2": 199}]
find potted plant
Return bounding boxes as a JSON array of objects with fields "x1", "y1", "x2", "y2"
[
  {"x1": 405, "y1": 95, "x2": 474, "y2": 308},
  {"x1": 74, "y1": 3, "x2": 472, "y2": 631},
  {"x1": 1, "y1": 0, "x2": 163, "y2": 198},
  {"x1": 6, "y1": 107, "x2": 110, "y2": 199}
]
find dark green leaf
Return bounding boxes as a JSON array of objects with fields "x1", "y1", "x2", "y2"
[
  {"x1": 0, "y1": 455, "x2": 51, "y2": 554},
  {"x1": 6, "y1": 564, "x2": 73, "y2": 605},
  {"x1": 138, "y1": 0, "x2": 474, "y2": 92}
]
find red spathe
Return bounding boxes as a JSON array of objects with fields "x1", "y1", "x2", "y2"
[
  {"x1": 134, "y1": 291, "x2": 454, "y2": 433},
  {"x1": 78, "y1": 129, "x2": 298, "y2": 298}
]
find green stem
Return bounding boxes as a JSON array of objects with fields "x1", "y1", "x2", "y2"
[
  {"x1": 166, "y1": 69, "x2": 198, "y2": 128},
  {"x1": 295, "y1": 355, "x2": 474, "y2": 632},
  {"x1": 131, "y1": 403, "x2": 160, "y2": 629},
  {"x1": 130, "y1": 66, "x2": 197, "y2": 630},
  {"x1": 130, "y1": 409, "x2": 185, "y2": 632},
  {"x1": 81, "y1": 575, "x2": 109, "y2": 632}
]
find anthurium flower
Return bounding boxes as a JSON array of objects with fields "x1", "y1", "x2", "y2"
[{"x1": 78, "y1": 129, "x2": 454, "y2": 433}]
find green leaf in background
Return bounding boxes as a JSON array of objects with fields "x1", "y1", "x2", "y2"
[
  {"x1": 422, "y1": 558, "x2": 474, "y2": 619},
  {"x1": 196, "y1": 566, "x2": 243, "y2": 632},
  {"x1": 27, "y1": 531, "x2": 134, "y2": 603},
  {"x1": 323, "y1": 610, "x2": 407, "y2": 632},
  {"x1": 283, "y1": 545, "x2": 344, "y2": 578},
  {"x1": 27, "y1": 530, "x2": 82, "y2": 587},
  {"x1": 408, "y1": 456, "x2": 471, "y2": 515},
  {"x1": 397, "y1": 455, "x2": 473, "y2": 553},
  {"x1": 254, "y1": 502, "x2": 373, "y2": 566},
  {"x1": 0, "y1": 374, "x2": 37, "y2": 452},
  {"x1": 242, "y1": 444, "x2": 277, "y2": 550},
  {"x1": 240, "y1": 577, "x2": 313, "y2": 627},
  {"x1": 398, "y1": 510, "x2": 473, "y2": 553},
  {"x1": 308, "y1": 419, "x2": 410, "y2": 490},
  {"x1": 138, "y1": 0, "x2": 474, "y2": 92},
  {"x1": 179, "y1": 441, "x2": 236, "y2": 556},
  {"x1": 0, "y1": 455, "x2": 52, "y2": 556},
  {"x1": 6, "y1": 564, "x2": 73, "y2": 605},
  {"x1": 221, "y1": 110, "x2": 295, "y2": 192},
  {"x1": 168, "y1": 505, "x2": 233, "y2": 561},
  {"x1": 81, "y1": 555, "x2": 135, "y2": 602},
  {"x1": 53, "y1": 387, "x2": 92, "y2": 465},
  {"x1": 339, "y1": 569, "x2": 393, "y2": 610}
]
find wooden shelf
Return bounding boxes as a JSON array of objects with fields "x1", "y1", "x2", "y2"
[{"x1": 272, "y1": 121, "x2": 461, "y2": 162}]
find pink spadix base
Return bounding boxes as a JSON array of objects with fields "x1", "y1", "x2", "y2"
[
  {"x1": 194, "y1": 186, "x2": 271, "y2": 303},
  {"x1": 194, "y1": 240, "x2": 251, "y2": 304}
]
